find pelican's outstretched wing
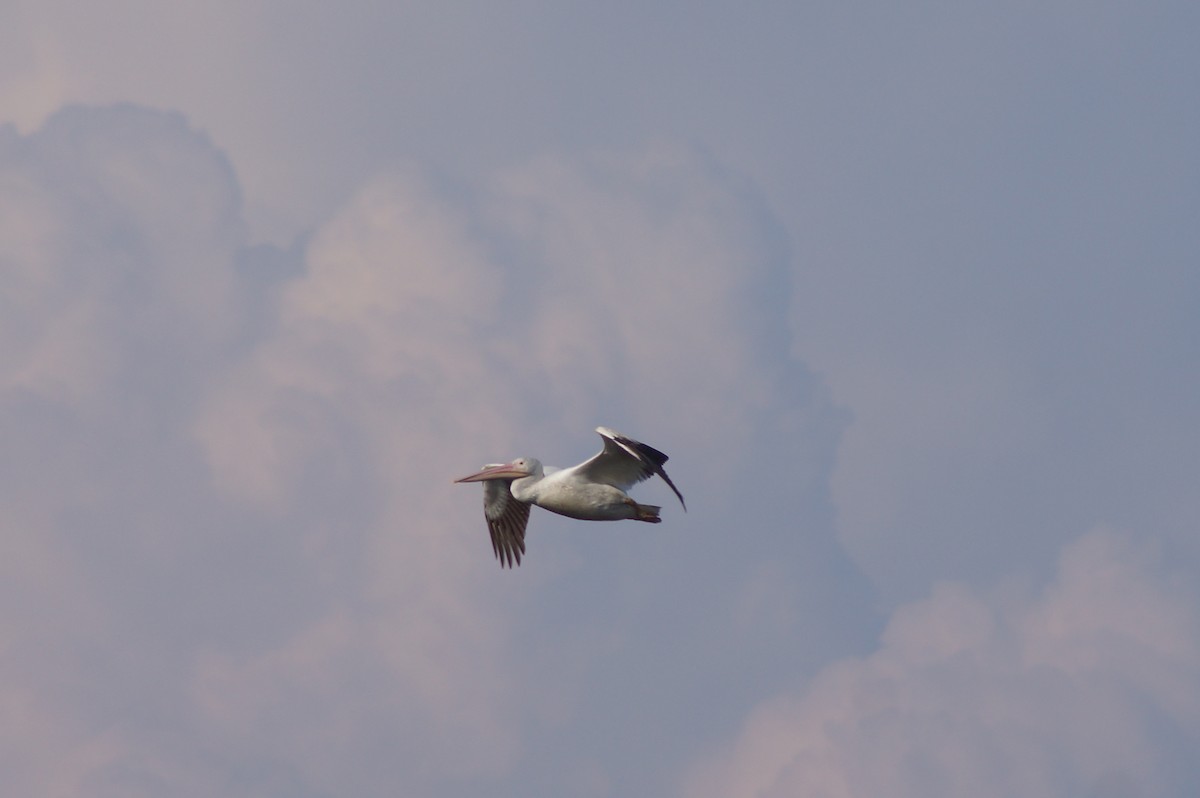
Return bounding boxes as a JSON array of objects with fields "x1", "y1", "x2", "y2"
[
  {"x1": 574, "y1": 427, "x2": 686, "y2": 510},
  {"x1": 479, "y1": 470, "x2": 531, "y2": 568}
]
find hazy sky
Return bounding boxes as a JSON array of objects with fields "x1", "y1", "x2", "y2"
[{"x1": 3, "y1": 2, "x2": 1199, "y2": 796}]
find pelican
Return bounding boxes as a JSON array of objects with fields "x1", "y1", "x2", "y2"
[{"x1": 455, "y1": 427, "x2": 686, "y2": 567}]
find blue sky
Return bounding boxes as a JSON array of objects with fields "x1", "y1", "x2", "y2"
[{"x1": 3, "y1": 2, "x2": 1199, "y2": 796}]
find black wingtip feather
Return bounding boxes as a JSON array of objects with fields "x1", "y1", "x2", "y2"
[
  {"x1": 609, "y1": 430, "x2": 685, "y2": 511},
  {"x1": 612, "y1": 433, "x2": 668, "y2": 467},
  {"x1": 634, "y1": 440, "x2": 669, "y2": 467}
]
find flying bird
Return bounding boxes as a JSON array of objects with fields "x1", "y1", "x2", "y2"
[{"x1": 455, "y1": 426, "x2": 686, "y2": 568}]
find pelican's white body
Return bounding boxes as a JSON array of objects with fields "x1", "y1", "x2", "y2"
[
  {"x1": 509, "y1": 463, "x2": 648, "y2": 521},
  {"x1": 455, "y1": 427, "x2": 686, "y2": 567}
]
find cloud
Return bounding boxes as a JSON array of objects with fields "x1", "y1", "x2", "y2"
[
  {"x1": 191, "y1": 165, "x2": 527, "y2": 792},
  {"x1": 0, "y1": 104, "x2": 526, "y2": 796},
  {"x1": 1, "y1": 103, "x2": 248, "y2": 796},
  {"x1": 482, "y1": 146, "x2": 801, "y2": 453},
  {"x1": 2, "y1": 104, "x2": 242, "y2": 404},
  {"x1": 5, "y1": 5, "x2": 1198, "y2": 795},
  {"x1": 4, "y1": 103, "x2": 867, "y2": 796},
  {"x1": 193, "y1": 142, "x2": 871, "y2": 793},
  {"x1": 23, "y1": 100, "x2": 1195, "y2": 798},
  {"x1": 683, "y1": 529, "x2": 1200, "y2": 798}
]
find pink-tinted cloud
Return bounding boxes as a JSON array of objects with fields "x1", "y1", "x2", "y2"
[
  {"x1": 684, "y1": 529, "x2": 1200, "y2": 798},
  {"x1": 4, "y1": 104, "x2": 852, "y2": 795}
]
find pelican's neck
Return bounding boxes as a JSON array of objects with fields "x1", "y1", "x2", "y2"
[{"x1": 509, "y1": 461, "x2": 547, "y2": 503}]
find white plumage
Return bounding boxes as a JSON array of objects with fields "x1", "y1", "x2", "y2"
[{"x1": 455, "y1": 427, "x2": 685, "y2": 567}]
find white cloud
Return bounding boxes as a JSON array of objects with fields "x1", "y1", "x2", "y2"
[
  {"x1": 4, "y1": 102, "x2": 860, "y2": 795},
  {"x1": 4, "y1": 4, "x2": 1198, "y2": 794},
  {"x1": 480, "y1": 145, "x2": 807, "y2": 475},
  {"x1": 1, "y1": 104, "x2": 250, "y2": 796},
  {"x1": 196, "y1": 165, "x2": 506, "y2": 506},
  {"x1": 28, "y1": 99, "x2": 1194, "y2": 798},
  {"x1": 683, "y1": 529, "x2": 1200, "y2": 798},
  {"x1": 1, "y1": 105, "x2": 243, "y2": 406},
  {"x1": 189, "y1": 144, "x2": 854, "y2": 792},
  {"x1": 191, "y1": 166, "x2": 528, "y2": 790}
]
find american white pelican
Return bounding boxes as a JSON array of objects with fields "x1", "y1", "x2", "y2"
[{"x1": 455, "y1": 427, "x2": 686, "y2": 567}]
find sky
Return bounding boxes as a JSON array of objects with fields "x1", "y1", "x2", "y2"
[{"x1": 2, "y1": 2, "x2": 1199, "y2": 796}]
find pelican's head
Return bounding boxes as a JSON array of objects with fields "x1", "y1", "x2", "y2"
[{"x1": 454, "y1": 457, "x2": 540, "y2": 483}]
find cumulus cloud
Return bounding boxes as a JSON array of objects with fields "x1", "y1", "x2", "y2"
[
  {"x1": 0, "y1": 104, "x2": 525, "y2": 796},
  {"x1": 192, "y1": 142, "x2": 868, "y2": 793},
  {"x1": 2, "y1": 105, "x2": 242, "y2": 404},
  {"x1": 3, "y1": 104, "x2": 863, "y2": 796},
  {"x1": 1, "y1": 103, "x2": 248, "y2": 796},
  {"x1": 683, "y1": 529, "x2": 1200, "y2": 798},
  {"x1": 6, "y1": 5, "x2": 1198, "y2": 796},
  {"x1": 191, "y1": 165, "x2": 531, "y2": 792}
]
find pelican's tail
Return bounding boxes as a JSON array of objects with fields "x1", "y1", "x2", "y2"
[{"x1": 634, "y1": 503, "x2": 662, "y2": 523}]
